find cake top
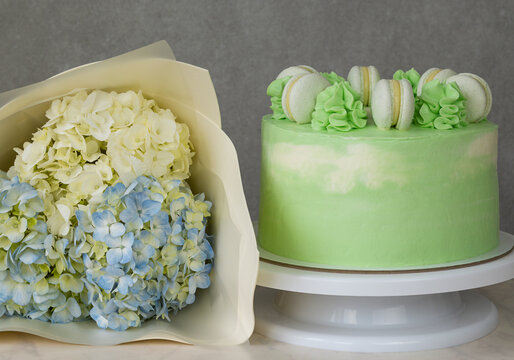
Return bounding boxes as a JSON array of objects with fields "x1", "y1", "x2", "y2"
[
  {"x1": 263, "y1": 114, "x2": 497, "y2": 141},
  {"x1": 266, "y1": 65, "x2": 493, "y2": 133}
]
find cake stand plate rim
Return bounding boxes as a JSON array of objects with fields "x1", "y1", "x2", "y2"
[{"x1": 256, "y1": 232, "x2": 514, "y2": 296}]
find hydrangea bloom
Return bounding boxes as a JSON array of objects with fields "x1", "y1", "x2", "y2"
[
  {"x1": 0, "y1": 174, "x2": 84, "y2": 324},
  {"x1": 8, "y1": 90, "x2": 194, "y2": 237},
  {"x1": 0, "y1": 89, "x2": 214, "y2": 331},
  {"x1": 80, "y1": 176, "x2": 214, "y2": 330},
  {"x1": 0, "y1": 174, "x2": 214, "y2": 331}
]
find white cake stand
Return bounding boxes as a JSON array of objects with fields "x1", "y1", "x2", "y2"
[{"x1": 254, "y1": 231, "x2": 514, "y2": 352}]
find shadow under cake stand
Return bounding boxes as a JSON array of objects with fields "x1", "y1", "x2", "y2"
[{"x1": 254, "y1": 231, "x2": 514, "y2": 352}]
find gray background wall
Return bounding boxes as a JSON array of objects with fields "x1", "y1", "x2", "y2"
[{"x1": 0, "y1": 0, "x2": 513, "y2": 230}]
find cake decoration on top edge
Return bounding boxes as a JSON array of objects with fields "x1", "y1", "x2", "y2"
[
  {"x1": 266, "y1": 64, "x2": 493, "y2": 132},
  {"x1": 259, "y1": 65, "x2": 499, "y2": 269},
  {"x1": 281, "y1": 73, "x2": 331, "y2": 124},
  {"x1": 311, "y1": 77, "x2": 368, "y2": 133},
  {"x1": 347, "y1": 65, "x2": 380, "y2": 107},
  {"x1": 371, "y1": 78, "x2": 415, "y2": 130},
  {"x1": 446, "y1": 73, "x2": 492, "y2": 123},
  {"x1": 416, "y1": 68, "x2": 457, "y2": 97},
  {"x1": 415, "y1": 80, "x2": 467, "y2": 129}
]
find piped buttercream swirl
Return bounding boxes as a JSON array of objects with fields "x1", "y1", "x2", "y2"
[
  {"x1": 416, "y1": 80, "x2": 467, "y2": 130},
  {"x1": 321, "y1": 72, "x2": 345, "y2": 85},
  {"x1": 267, "y1": 76, "x2": 291, "y2": 121},
  {"x1": 393, "y1": 68, "x2": 420, "y2": 91},
  {"x1": 312, "y1": 79, "x2": 367, "y2": 132}
]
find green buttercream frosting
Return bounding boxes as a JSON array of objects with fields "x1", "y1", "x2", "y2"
[
  {"x1": 393, "y1": 68, "x2": 420, "y2": 91},
  {"x1": 321, "y1": 71, "x2": 345, "y2": 85},
  {"x1": 267, "y1": 76, "x2": 291, "y2": 121},
  {"x1": 312, "y1": 80, "x2": 367, "y2": 132},
  {"x1": 416, "y1": 80, "x2": 467, "y2": 130}
]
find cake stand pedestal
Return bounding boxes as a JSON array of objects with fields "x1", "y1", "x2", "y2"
[{"x1": 254, "y1": 232, "x2": 514, "y2": 352}]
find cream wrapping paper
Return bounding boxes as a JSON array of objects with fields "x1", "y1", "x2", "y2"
[{"x1": 0, "y1": 41, "x2": 259, "y2": 345}]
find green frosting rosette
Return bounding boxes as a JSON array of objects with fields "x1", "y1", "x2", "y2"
[
  {"x1": 416, "y1": 80, "x2": 467, "y2": 130},
  {"x1": 267, "y1": 76, "x2": 291, "y2": 121},
  {"x1": 394, "y1": 68, "x2": 422, "y2": 120},
  {"x1": 393, "y1": 68, "x2": 420, "y2": 91},
  {"x1": 321, "y1": 71, "x2": 345, "y2": 85},
  {"x1": 311, "y1": 79, "x2": 367, "y2": 132}
]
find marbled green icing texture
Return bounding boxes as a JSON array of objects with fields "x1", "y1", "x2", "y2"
[{"x1": 258, "y1": 115, "x2": 499, "y2": 268}]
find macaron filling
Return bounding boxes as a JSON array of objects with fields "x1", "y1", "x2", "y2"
[
  {"x1": 426, "y1": 69, "x2": 441, "y2": 83},
  {"x1": 361, "y1": 66, "x2": 370, "y2": 106},
  {"x1": 297, "y1": 65, "x2": 315, "y2": 74},
  {"x1": 391, "y1": 80, "x2": 401, "y2": 126},
  {"x1": 284, "y1": 74, "x2": 306, "y2": 122}
]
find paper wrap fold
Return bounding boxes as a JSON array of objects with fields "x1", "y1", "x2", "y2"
[{"x1": 0, "y1": 41, "x2": 258, "y2": 346}]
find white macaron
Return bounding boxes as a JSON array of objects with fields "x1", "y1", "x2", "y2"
[
  {"x1": 417, "y1": 68, "x2": 457, "y2": 96},
  {"x1": 282, "y1": 73, "x2": 331, "y2": 124},
  {"x1": 446, "y1": 73, "x2": 492, "y2": 123},
  {"x1": 371, "y1": 79, "x2": 415, "y2": 130},
  {"x1": 276, "y1": 65, "x2": 317, "y2": 79},
  {"x1": 347, "y1": 65, "x2": 380, "y2": 107}
]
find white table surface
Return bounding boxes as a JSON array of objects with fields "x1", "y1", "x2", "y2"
[{"x1": 0, "y1": 279, "x2": 512, "y2": 360}]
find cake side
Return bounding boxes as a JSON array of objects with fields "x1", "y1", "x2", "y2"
[{"x1": 258, "y1": 115, "x2": 499, "y2": 268}]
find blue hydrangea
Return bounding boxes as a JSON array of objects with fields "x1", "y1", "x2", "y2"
[
  {"x1": 119, "y1": 192, "x2": 161, "y2": 231},
  {"x1": 0, "y1": 173, "x2": 214, "y2": 331},
  {"x1": 0, "y1": 175, "x2": 85, "y2": 324},
  {"x1": 92, "y1": 210, "x2": 126, "y2": 242},
  {"x1": 105, "y1": 232, "x2": 134, "y2": 265}
]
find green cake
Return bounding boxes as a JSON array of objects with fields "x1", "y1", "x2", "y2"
[{"x1": 258, "y1": 65, "x2": 499, "y2": 269}]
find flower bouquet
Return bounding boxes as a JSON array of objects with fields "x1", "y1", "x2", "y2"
[{"x1": 0, "y1": 42, "x2": 258, "y2": 345}]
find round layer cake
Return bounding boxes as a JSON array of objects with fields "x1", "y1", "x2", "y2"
[{"x1": 258, "y1": 115, "x2": 499, "y2": 268}]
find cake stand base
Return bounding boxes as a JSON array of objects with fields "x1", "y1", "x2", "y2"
[
  {"x1": 255, "y1": 287, "x2": 498, "y2": 352},
  {"x1": 254, "y1": 232, "x2": 514, "y2": 352}
]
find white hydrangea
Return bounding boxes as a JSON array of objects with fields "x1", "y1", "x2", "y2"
[{"x1": 9, "y1": 90, "x2": 194, "y2": 237}]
